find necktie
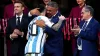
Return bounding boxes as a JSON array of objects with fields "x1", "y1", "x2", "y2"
[
  {"x1": 82, "y1": 21, "x2": 87, "y2": 30},
  {"x1": 78, "y1": 21, "x2": 87, "y2": 46},
  {"x1": 16, "y1": 17, "x2": 20, "y2": 29},
  {"x1": 17, "y1": 17, "x2": 20, "y2": 26}
]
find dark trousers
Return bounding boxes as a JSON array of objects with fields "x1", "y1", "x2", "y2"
[{"x1": 64, "y1": 39, "x2": 73, "y2": 56}]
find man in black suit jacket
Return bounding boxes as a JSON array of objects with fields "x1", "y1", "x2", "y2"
[{"x1": 6, "y1": 1, "x2": 29, "y2": 56}]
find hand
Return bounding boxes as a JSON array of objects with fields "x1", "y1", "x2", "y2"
[
  {"x1": 59, "y1": 15, "x2": 66, "y2": 20},
  {"x1": 30, "y1": 8, "x2": 40, "y2": 15},
  {"x1": 13, "y1": 29, "x2": 22, "y2": 36},
  {"x1": 71, "y1": 27, "x2": 80, "y2": 35},
  {"x1": 36, "y1": 20, "x2": 46, "y2": 28},
  {"x1": 10, "y1": 33, "x2": 18, "y2": 39}
]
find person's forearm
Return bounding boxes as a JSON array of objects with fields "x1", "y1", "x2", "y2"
[{"x1": 52, "y1": 20, "x2": 63, "y2": 31}]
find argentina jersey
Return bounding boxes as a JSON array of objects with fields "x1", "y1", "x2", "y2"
[{"x1": 25, "y1": 16, "x2": 54, "y2": 55}]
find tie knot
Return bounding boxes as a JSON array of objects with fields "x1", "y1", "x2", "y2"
[
  {"x1": 17, "y1": 17, "x2": 20, "y2": 24},
  {"x1": 17, "y1": 17, "x2": 20, "y2": 20}
]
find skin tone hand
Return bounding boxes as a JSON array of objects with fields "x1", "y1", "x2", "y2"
[
  {"x1": 10, "y1": 32, "x2": 18, "y2": 39},
  {"x1": 35, "y1": 20, "x2": 46, "y2": 28},
  {"x1": 59, "y1": 15, "x2": 66, "y2": 20},
  {"x1": 13, "y1": 29, "x2": 24, "y2": 36},
  {"x1": 30, "y1": 8, "x2": 40, "y2": 15},
  {"x1": 71, "y1": 26, "x2": 80, "y2": 36}
]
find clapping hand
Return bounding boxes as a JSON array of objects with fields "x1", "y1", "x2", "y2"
[{"x1": 71, "y1": 26, "x2": 80, "y2": 36}]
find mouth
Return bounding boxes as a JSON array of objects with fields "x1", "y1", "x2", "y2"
[
  {"x1": 77, "y1": 1, "x2": 81, "y2": 3},
  {"x1": 44, "y1": 1, "x2": 49, "y2": 3}
]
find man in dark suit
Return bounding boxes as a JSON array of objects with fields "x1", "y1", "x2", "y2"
[
  {"x1": 6, "y1": 1, "x2": 29, "y2": 56},
  {"x1": 3, "y1": 0, "x2": 29, "y2": 19},
  {"x1": 35, "y1": 1, "x2": 64, "y2": 56},
  {"x1": 71, "y1": 5, "x2": 99, "y2": 56}
]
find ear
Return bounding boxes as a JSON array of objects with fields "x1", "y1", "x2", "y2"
[
  {"x1": 88, "y1": 11, "x2": 91, "y2": 15},
  {"x1": 22, "y1": 7, "x2": 24, "y2": 11}
]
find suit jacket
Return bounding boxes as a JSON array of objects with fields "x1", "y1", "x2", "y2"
[
  {"x1": 43, "y1": 11, "x2": 65, "y2": 56},
  {"x1": 6, "y1": 14, "x2": 29, "y2": 56},
  {"x1": 3, "y1": 4, "x2": 29, "y2": 19},
  {"x1": 74, "y1": 18, "x2": 99, "y2": 56}
]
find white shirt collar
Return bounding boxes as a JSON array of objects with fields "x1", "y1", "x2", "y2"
[
  {"x1": 16, "y1": 13, "x2": 23, "y2": 21},
  {"x1": 53, "y1": 11, "x2": 58, "y2": 17},
  {"x1": 85, "y1": 17, "x2": 92, "y2": 25}
]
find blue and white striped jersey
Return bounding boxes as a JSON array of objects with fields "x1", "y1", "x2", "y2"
[{"x1": 25, "y1": 16, "x2": 54, "y2": 55}]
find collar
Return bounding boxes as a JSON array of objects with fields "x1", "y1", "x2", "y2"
[
  {"x1": 16, "y1": 13, "x2": 23, "y2": 22},
  {"x1": 16, "y1": 13, "x2": 23, "y2": 19},
  {"x1": 51, "y1": 11, "x2": 58, "y2": 18},
  {"x1": 85, "y1": 17, "x2": 92, "y2": 25}
]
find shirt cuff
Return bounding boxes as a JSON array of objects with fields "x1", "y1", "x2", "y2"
[
  {"x1": 75, "y1": 29, "x2": 82, "y2": 37},
  {"x1": 10, "y1": 34, "x2": 13, "y2": 40},
  {"x1": 21, "y1": 32, "x2": 24, "y2": 38},
  {"x1": 79, "y1": 29, "x2": 82, "y2": 34},
  {"x1": 28, "y1": 12, "x2": 32, "y2": 17}
]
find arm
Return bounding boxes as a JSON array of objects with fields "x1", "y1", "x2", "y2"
[
  {"x1": 6, "y1": 19, "x2": 18, "y2": 40},
  {"x1": 44, "y1": 18, "x2": 65, "y2": 36},
  {"x1": 36, "y1": 16, "x2": 65, "y2": 35},
  {"x1": 52, "y1": 15, "x2": 66, "y2": 31},
  {"x1": 39, "y1": 15, "x2": 65, "y2": 31},
  {"x1": 28, "y1": 8, "x2": 40, "y2": 17}
]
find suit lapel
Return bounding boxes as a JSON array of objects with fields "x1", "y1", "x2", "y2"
[
  {"x1": 85, "y1": 18, "x2": 93, "y2": 29},
  {"x1": 79, "y1": 20, "x2": 85, "y2": 28},
  {"x1": 20, "y1": 15, "x2": 24, "y2": 24},
  {"x1": 13, "y1": 16, "x2": 17, "y2": 28},
  {"x1": 20, "y1": 15, "x2": 25, "y2": 26},
  {"x1": 80, "y1": 18, "x2": 93, "y2": 30},
  {"x1": 51, "y1": 11, "x2": 61, "y2": 23}
]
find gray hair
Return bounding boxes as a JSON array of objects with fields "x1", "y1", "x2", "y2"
[
  {"x1": 84, "y1": 5, "x2": 94, "y2": 16},
  {"x1": 47, "y1": 1, "x2": 58, "y2": 8}
]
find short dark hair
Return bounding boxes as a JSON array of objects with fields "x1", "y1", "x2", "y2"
[
  {"x1": 14, "y1": 0, "x2": 25, "y2": 7},
  {"x1": 84, "y1": 5, "x2": 94, "y2": 16},
  {"x1": 37, "y1": 4, "x2": 45, "y2": 13},
  {"x1": 47, "y1": 1, "x2": 58, "y2": 8}
]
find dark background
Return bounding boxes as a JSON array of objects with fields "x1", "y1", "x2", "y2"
[
  {"x1": 0, "y1": 0, "x2": 100, "y2": 21},
  {"x1": 0, "y1": 0, "x2": 100, "y2": 56}
]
